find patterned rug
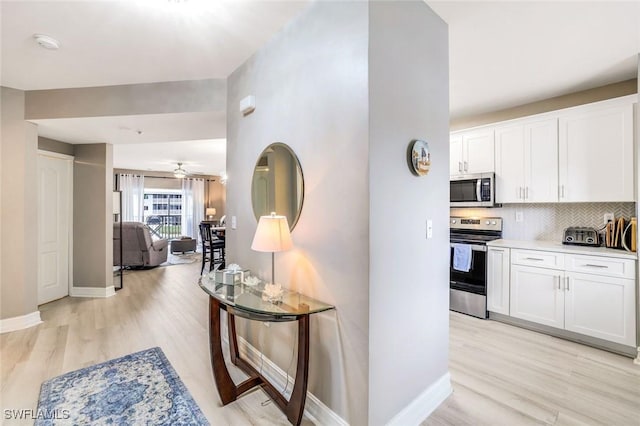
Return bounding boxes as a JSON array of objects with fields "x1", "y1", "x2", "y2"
[{"x1": 36, "y1": 347, "x2": 208, "y2": 425}]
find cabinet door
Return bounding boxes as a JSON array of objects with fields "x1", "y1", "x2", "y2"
[
  {"x1": 564, "y1": 272, "x2": 636, "y2": 346},
  {"x1": 463, "y1": 128, "x2": 494, "y2": 174},
  {"x1": 558, "y1": 101, "x2": 634, "y2": 202},
  {"x1": 525, "y1": 118, "x2": 558, "y2": 202},
  {"x1": 510, "y1": 265, "x2": 564, "y2": 328},
  {"x1": 487, "y1": 248, "x2": 510, "y2": 315},
  {"x1": 494, "y1": 124, "x2": 525, "y2": 203},
  {"x1": 450, "y1": 134, "x2": 464, "y2": 176}
]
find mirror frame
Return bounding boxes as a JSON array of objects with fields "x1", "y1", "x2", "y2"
[{"x1": 251, "y1": 142, "x2": 304, "y2": 230}]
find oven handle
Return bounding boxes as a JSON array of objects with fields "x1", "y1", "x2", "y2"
[{"x1": 450, "y1": 243, "x2": 487, "y2": 252}]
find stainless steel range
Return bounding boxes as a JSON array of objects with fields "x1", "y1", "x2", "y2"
[{"x1": 450, "y1": 217, "x2": 503, "y2": 319}]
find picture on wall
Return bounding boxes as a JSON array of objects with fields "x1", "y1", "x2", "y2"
[{"x1": 408, "y1": 139, "x2": 431, "y2": 176}]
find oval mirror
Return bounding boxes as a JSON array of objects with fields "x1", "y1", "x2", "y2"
[{"x1": 251, "y1": 143, "x2": 304, "y2": 230}]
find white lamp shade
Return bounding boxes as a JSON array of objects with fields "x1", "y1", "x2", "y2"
[
  {"x1": 206, "y1": 207, "x2": 216, "y2": 216},
  {"x1": 251, "y1": 214, "x2": 293, "y2": 252}
]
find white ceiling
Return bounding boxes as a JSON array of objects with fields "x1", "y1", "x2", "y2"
[
  {"x1": 2, "y1": 1, "x2": 639, "y2": 172},
  {"x1": 427, "y1": 1, "x2": 640, "y2": 120}
]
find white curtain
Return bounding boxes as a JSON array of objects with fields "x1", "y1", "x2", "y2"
[
  {"x1": 181, "y1": 178, "x2": 205, "y2": 240},
  {"x1": 119, "y1": 174, "x2": 145, "y2": 222}
]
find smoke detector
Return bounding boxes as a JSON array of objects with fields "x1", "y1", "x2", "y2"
[{"x1": 33, "y1": 34, "x2": 60, "y2": 50}]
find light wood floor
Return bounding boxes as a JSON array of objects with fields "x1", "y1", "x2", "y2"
[
  {"x1": 0, "y1": 262, "x2": 305, "y2": 425},
  {"x1": 425, "y1": 312, "x2": 640, "y2": 426},
  {"x1": 2, "y1": 262, "x2": 639, "y2": 426}
]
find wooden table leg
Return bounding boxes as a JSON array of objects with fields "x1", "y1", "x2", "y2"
[
  {"x1": 208, "y1": 296, "x2": 238, "y2": 404},
  {"x1": 286, "y1": 314, "x2": 310, "y2": 425}
]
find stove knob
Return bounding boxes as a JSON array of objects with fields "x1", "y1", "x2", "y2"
[
  {"x1": 451, "y1": 219, "x2": 456, "y2": 224},
  {"x1": 491, "y1": 221, "x2": 496, "y2": 225},
  {"x1": 485, "y1": 220, "x2": 490, "y2": 225}
]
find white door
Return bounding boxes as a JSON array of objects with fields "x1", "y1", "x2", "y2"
[
  {"x1": 449, "y1": 134, "x2": 464, "y2": 176},
  {"x1": 558, "y1": 100, "x2": 634, "y2": 202},
  {"x1": 510, "y1": 265, "x2": 564, "y2": 329},
  {"x1": 463, "y1": 128, "x2": 494, "y2": 174},
  {"x1": 487, "y1": 247, "x2": 510, "y2": 315},
  {"x1": 525, "y1": 118, "x2": 558, "y2": 202},
  {"x1": 564, "y1": 272, "x2": 636, "y2": 346},
  {"x1": 494, "y1": 123, "x2": 525, "y2": 203},
  {"x1": 38, "y1": 153, "x2": 72, "y2": 304}
]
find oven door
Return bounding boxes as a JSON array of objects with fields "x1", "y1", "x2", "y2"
[{"x1": 449, "y1": 244, "x2": 487, "y2": 295}]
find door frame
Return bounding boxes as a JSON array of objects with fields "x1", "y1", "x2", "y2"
[{"x1": 37, "y1": 150, "x2": 74, "y2": 303}]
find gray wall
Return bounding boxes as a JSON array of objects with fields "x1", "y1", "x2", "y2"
[
  {"x1": 38, "y1": 136, "x2": 74, "y2": 156},
  {"x1": 74, "y1": 144, "x2": 113, "y2": 288},
  {"x1": 25, "y1": 79, "x2": 226, "y2": 119},
  {"x1": 0, "y1": 87, "x2": 39, "y2": 319},
  {"x1": 226, "y1": 1, "x2": 370, "y2": 424},
  {"x1": 451, "y1": 79, "x2": 637, "y2": 131},
  {"x1": 368, "y1": 2, "x2": 449, "y2": 424}
]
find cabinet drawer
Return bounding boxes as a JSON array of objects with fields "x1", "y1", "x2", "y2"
[
  {"x1": 565, "y1": 254, "x2": 635, "y2": 279},
  {"x1": 511, "y1": 249, "x2": 564, "y2": 269}
]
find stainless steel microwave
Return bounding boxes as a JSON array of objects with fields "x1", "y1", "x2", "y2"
[{"x1": 450, "y1": 173, "x2": 495, "y2": 207}]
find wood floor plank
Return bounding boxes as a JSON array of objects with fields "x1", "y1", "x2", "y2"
[{"x1": 425, "y1": 312, "x2": 640, "y2": 426}]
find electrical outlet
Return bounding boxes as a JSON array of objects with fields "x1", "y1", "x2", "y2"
[
  {"x1": 603, "y1": 213, "x2": 614, "y2": 224},
  {"x1": 515, "y1": 211, "x2": 524, "y2": 222}
]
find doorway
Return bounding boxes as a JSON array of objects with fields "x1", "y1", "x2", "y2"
[{"x1": 37, "y1": 151, "x2": 73, "y2": 304}]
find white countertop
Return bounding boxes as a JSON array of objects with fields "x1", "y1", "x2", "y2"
[{"x1": 487, "y1": 239, "x2": 638, "y2": 260}]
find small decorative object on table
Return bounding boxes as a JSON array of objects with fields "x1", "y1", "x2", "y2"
[
  {"x1": 262, "y1": 283, "x2": 283, "y2": 303},
  {"x1": 244, "y1": 275, "x2": 261, "y2": 286},
  {"x1": 212, "y1": 264, "x2": 248, "y2": 285}
]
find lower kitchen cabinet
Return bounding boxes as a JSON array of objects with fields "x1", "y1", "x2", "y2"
[
  {"x1": 487, "y1": 243, "x2": 637, "y2": 347},
  {"x1": 564, "y1": 272, "x2": 636, "y2": 346},
  {"x1": 510, "y1": 265, "x2": 564, "y2": 329},
  {"x1": 487, "y1": 247, "x2": 510, "y2": 315}
]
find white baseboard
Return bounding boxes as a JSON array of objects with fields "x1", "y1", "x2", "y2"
[
  {"x1": 70, "y1": 286, "x2": 116, "y2": 298},
  {"x1": 235, "y1": 335, "x2": 349, "y2": 426},
  {"x1": 0, "y1": 311, "x2": 43, "y2": 334},
  {"x1": 386, "y1": 372, "x2": 452, "y2": 426}
]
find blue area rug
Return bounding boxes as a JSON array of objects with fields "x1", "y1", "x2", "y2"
[{"x1": 36, "y1": 347, "x2": 208, "y2": 425}]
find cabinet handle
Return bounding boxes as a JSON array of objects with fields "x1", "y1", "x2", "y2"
[
  {"x1": 560, "y1": 185, "x2": 565, "y2": 198},
  {"x1": 524, "y1": 257, "x2": 544, "y2": 261},
  {"x1": 566, "y1": 277, "x2": 570, "y2": 291},
  {"x1": 464, "y1": 161, "x2": 468, "y2": 172},
  {"x1": 525, "y1": 186, "x2": 529, "y2": 199},
  {"x1": 458, "y1": 162, "x2": 462, "y2": 172},
  {"x1": 518, "y1": 187, "x2": 523, "y2": 199},
  {"x1": 583, "y1": 264, "x2": 608, "y2": 268},
  {"x1": 556, "y1": 276, "x2": 560, "y2": 290}
]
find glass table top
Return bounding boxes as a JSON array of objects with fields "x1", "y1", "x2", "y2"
[{"x1": 199, "y1": 275, "x2": 334, "y2": 319}]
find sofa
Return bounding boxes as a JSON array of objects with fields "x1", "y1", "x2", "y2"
[{"x1": 114, "y1": 222, "x2": 168, "y2": 268}]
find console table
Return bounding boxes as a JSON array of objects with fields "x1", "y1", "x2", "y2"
[{"x1": 199, "y1": 276, "x2": 334, "y2": 425}]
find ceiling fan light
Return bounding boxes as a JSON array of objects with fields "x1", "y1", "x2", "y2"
[{"x1": 173, "y1": 162, "x2": 188, "y2": 178}]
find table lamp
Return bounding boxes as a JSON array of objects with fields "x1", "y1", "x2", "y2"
[
  {"x1": 251, "y1": 212, "x2": 292, "y2": 286},
  {"x1": 206, "y1": 207, "x2": 216, "y2": 221}
]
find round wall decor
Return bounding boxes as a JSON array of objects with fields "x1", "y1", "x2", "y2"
[{"x1": 408, "y1": 139, "x2": 431, "y2": 176}]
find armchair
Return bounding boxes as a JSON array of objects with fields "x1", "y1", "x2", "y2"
[{"x1": 114, "y1": 222, "x2": 168, "y2": 268}]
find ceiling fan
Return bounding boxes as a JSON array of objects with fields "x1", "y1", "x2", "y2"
[{"x1": 173, "y1": 163, "x2": 188, "y2": 179}]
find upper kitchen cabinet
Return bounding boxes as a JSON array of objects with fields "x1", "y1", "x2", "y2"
[
  {"x1": 450, "y1": 128, "x2": 495, "y2": 176},
  {"x1": 495, "y1": 117, "x2": 558, "y2": 203},
  {"x1": 558, "y1": 96, "x2": 635, "y2": 202}
]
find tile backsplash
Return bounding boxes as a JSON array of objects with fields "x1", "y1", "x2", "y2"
[{"x1": 451, "y1": 202, "x2": 636, "y2": 241}]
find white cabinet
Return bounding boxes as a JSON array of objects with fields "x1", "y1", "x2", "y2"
[
  {"x1": 510, "y1": 265, "x2": 565, "y2": 329},
  {"x1": 450, "y1": 128, "x2": 494, "y2": 176},
  {"x1": 564, "y1": 272, "x2": 636, "y2": 346},
  {"x1": 497, "y1": 245, "x2": 637, "y2": 347},
  {"x1": 558, "y1": 98, "x2": 635, "y2": 202},
  {"x1": 495, "y1": 118, "x2": 558, "y2": 203},
  {"x1": 487, "y1": 247, "x2": 510, "y2": 315}
]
